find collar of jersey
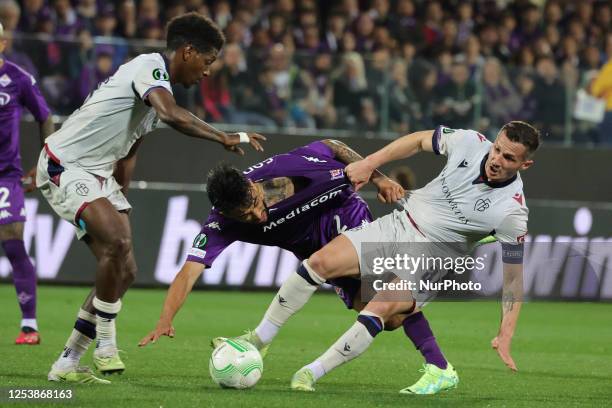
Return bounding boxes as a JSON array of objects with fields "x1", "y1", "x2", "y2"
[
  {"x1": 160, "y1": 53, "x2": 170, "y2": 72},
  {"x1": 473, "y1": 153, "x2": 517, "y2": 188}
]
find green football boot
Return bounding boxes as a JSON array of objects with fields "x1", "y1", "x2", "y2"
[
  {"x1": 211, "y1": 330, "x2": 269, "y2": 358},
  {"x1": 48, "y1": 365, "x2": 111, "y2": 384},
  {"x1": 93, "y1": 347, "x2": 125, "y2": 375},
  {"x1": 399, "y1": 363, "x2": 459, "y2": 395},
  {"x1": 290, "y1": 367, "x2": 316, "y2": 392}
]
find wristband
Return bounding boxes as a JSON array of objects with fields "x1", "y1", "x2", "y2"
[{"x1": 238, "y1": 132, "x2": 249, "y2": 143}]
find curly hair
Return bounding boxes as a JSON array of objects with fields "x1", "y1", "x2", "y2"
[
  {"x1": 166, "y1": 12, "x2": 225, "y2": 54},
  {"x1": 206, "y1": 163, "x2": 252, "y2": 213}
]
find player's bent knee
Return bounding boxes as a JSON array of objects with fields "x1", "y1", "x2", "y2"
[
  {"x1": 103, "y1": 236, "x2": 133, "y2": 260},
  {"x1": 307, "y1": 251, "x2": 333, "y2": 280}
]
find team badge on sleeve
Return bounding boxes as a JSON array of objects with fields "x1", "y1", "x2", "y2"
[
  {"x1": 188, "y1": 233, "x2": 208, "y2": 259},
  {"x1": 152, "y1": 68, "x2": 169, "y2": 81},
  {"x1": 193, "y1": 233, "x2": 208, "y2": 249},
  {"x1": 329, "y1": 169, "x2": 344, "y2": 180}
]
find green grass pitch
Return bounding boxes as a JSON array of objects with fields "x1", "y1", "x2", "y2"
[{"x1": 1, "y1": 285, "x2": 611, "y2": 407}]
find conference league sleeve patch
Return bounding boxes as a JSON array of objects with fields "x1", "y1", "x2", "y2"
[{"x1": 187, "y1": 233, "x2": 207, "y2": 259}]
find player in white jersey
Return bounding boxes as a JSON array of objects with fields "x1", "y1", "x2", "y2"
[
  {"x1": 40, "y1": 13, "x2": 265, "y2": 384},
  {"x1": 228, "y1": 121, "x2": 539, "y2": 394}
]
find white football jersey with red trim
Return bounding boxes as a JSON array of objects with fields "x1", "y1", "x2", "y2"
[
  {"x1": 45, "y1": 53, "x2": 173, "y2": 178},
  {"x1": 402, "y1": 126, "x2": 528, "y2": 245}
]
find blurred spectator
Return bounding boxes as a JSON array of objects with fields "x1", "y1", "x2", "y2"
[
  {"x1": 333, "y1": 52, "x2": 371, "y2": 129},
  {"x1": 302, "y1": 52, "x2": 336, "y2": 129},
  {"x1": 0, "y1": 0, "x2": 20, "y2": 31},
  {"x1": 18, "y1": 0, "x2": 45, "y2": 32},
  {"x1": 388, "y1": 59, "x2": 419, "y2": 133},
  {"x1": 117, "y1": 0, "x2": 137, "y2": 38},
  {"x1": 4, "y1": 0, "x2": 610, "y2": 143},
  {"x1": 389, "y1": 0, "x2": 421, "y2": 45},
  {"x1": 323, "y1": 10, "x2": 346, "y2": 53},
  {"x1": 77, "y1": 45, "x2": 114, "y2": 103},
  {"x1": 590, "y1": 56, "x2": 612, "y2": 145},
  {"x1": 481, "y1": 58, "x2": 522, "y2": 131},
  {"x1": 433, "y1": 60, "x2": 476, "y2": 129},
  {"x1": 201, "y1": 43, "x2": 275, "y2": 127},
  {"x1": 533, "y1": 56, "x2": 566, "y2": 141},
  {"x1": 515, "y1": 73, "x2": 537, "y2": 122}
]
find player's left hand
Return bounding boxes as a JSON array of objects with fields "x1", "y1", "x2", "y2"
[
  {"x1": 374, "y1": 177, "x2": 405, "y2": 203},
  {"x1": 491, "y1": 334, "x2": 518, "y2": 371},
  {"x1": 22, "y1": 166, "x2": 37, "y2": 193}
]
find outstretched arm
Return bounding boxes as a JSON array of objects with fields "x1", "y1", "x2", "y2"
[
  {"x1": 139, "y1": 261, "x2": 206, "y2": 346},
  {"x1": 491, "y1": 262, "x2": 523, "y2": 371},
  {"x1": 345, "y1": 130, "x2": 434, "y2": 190},
  {"x1": 147, "y1": 88, "x2": 266, "y2": 155},
  {"x1": 322, "y1": 139, "x2": 404, "y2": 203}
]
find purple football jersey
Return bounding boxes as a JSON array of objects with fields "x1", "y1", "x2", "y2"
[
  {"x1": 0, "y1": 60, "x2": 50, "y2": 179},
  {"x1": 186, "y1": 141, "x2": 373, "y2": 267}
]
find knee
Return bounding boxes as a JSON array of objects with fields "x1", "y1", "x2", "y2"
[
  {"x1": 307, "y1": 251, "x2": 334, "y2": 280},
  {"x1": 103, "y1": 236, "x2": 133, "y2": 261},
  {"x1": 123, "y1": 257, "x2": 137, "y2": 284}
]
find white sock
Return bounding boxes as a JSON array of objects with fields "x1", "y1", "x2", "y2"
[
  {"x1": 254, "y1": 318, "x2": 279, "y2": 345},
  {"x1": 315, "y1": 315, "x2": 382, "y2": 377},
  {"x1": 305, "y1": 360, "x2": 326, "y2": 381},
  {"x1": 21, "y1": 318, "x2": 38, "y2": 331},
  {"x1": 93, "y1": 297, "x2": 121, "y2": 351},
  {"x1": 256, "y1": 261, "x2": 325, "y2": 345},
  {"x1": 54, "y1": 309, "x2": 97, "y2": 370}
]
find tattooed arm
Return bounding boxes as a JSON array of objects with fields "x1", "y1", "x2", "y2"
[
  {"x1": 322, "y1": 139, "x2": 405, "y2": 203},
  {"x1": 492, "y1": 262, "x2": 523, "y2": 371}
]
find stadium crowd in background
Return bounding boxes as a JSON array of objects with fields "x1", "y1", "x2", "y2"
[{"x1": 0, "y1": 0, "x2": 611, "y2": 143}]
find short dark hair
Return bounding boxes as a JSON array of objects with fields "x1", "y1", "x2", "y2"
[
  {"x1": 206, "y1": 163, "x2": 252, "y2": 213},
  {"x1": 166, "y1": 12, "x2": 225, "y2": 54},
  {"x1": 501, "y1": 121, "x2": 541, "y2": 158}
]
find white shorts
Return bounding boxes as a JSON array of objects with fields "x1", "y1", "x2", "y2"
[
  {"x1": 36, "y1": 147, "x2": 131, "y2": 239},
  {"x1": 342, "y1": 209, "x2": 442, "y2": 307}
]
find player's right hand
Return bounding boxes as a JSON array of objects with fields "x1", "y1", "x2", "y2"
[
  {"x1": 224, "y1": 132, "x2": 267, "y2": 155},
  {"x1": 346, "y1": 159, "x2": 375, "y2": 191},
  {"x1": 138, "y1": 321, "x2": 175, "y2": 347}
]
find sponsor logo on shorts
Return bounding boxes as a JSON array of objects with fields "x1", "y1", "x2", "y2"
[
  {"x1": 0, "y1": 210, "x2": 12, "y2": 219},
  {"x1": 474, "y1": 198, "x2": 491, "y2": 212},
  {"x1": 75, "y1": 182, "x2": 90, "y2": 196}
]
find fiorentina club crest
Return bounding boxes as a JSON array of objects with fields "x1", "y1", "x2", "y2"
[
  {"x1": 329, "y1": 168, "x2": 344, "y2": 180},
  {"x1": 0, "y1": 74, "x2": 12, "y2": 87}
]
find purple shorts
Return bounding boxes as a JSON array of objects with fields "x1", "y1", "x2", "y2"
[
  {"x1": 0, "y1": 178, "x2": 26, "y2": 225},
  {"x1": 329, "y1": 277, "x2": 362, "y2": 309}
]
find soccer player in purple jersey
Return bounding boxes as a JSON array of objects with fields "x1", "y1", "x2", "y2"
[
  {"x1": 0, "y1": 23, "x2": 54, "y2": 345},
  {"x1": 139, "y1": 141, "x2": 445, "y2": 355}
]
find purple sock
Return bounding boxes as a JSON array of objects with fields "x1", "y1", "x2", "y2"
[
  {"x1": 402, "y1": 312, "x2": 447, "y2": 369},
  {"x1": 3, "y1": 240, "x2": 37, "y2": 320}
]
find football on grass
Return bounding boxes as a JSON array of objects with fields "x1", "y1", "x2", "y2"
[{"x1": 209, "y1": 339, "x2": 263, "y2": 389}]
